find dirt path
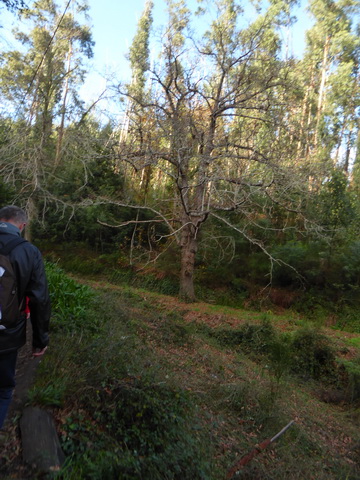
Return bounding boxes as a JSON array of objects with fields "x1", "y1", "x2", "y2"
[
  {"x1": 0, "y1": 322, "x2": 42, "y2": 476},
  {"x1": 12, "y1": 325, "x2": 42, "y2": 413}
]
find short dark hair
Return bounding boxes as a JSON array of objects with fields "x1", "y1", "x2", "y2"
[{"x1": 0, "y1": 205, "x2": 28, "y2": 224}]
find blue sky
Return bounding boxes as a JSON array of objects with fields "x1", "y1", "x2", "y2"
[
  {"x1": 84, "y1": 0, "x2": 313, "y2": 106},
  {"x1": 87, "y1": 0, "x2": 312, "y2": 68},
  {"x1": 1, "y1": 0, "x2": 313, "y2": 112}
]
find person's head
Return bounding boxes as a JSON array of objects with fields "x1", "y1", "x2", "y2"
[{"x1": 0, "y1": 205, "x2": 28, "y2": 231}]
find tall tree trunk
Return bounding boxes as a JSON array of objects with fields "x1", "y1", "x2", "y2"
[
  {"x1": 179, "y1": 221, "x2": 197, "y2": 301},
  {"x1": 55, "y1": 43, "x2": 73, "y2": 169},
  {"x1": 24, "y1": 196, "x2": 38, "y2": 242},
  {"x1": 314, "y1": 34, "x2": 331, "y2": 150},
  {"x1": 344, "y1": 132, "x2": 353, "y2": 174},
  {"x1": 297, "y1": 63, "x2": 314, "y2": 159}
]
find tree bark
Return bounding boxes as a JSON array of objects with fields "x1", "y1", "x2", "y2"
[
  {"x1": 179, "y1": 221, "x2": 197, "y2": 301},
  {"x1": 55, "y1": 42, "x2": 73, "y2": 169},
  {"x1": 314, "y1": 34, "x2": 331, "y2": 150}
]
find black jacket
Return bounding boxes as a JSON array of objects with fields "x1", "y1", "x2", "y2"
[{"x1": 0, "y1": 223, "x2": 50, "y2": 353}]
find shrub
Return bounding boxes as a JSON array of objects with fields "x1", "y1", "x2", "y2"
[
  {"x1": 58, "y1": 378, "x2": 213, "y2": 480},
  {"x1": 289, "y1": 326, "x2": 337, "y2": 380},
  {"x1": 45, "y1": 262, "x2": 97, "y2": 333},
  {"x1": 211, "y1": 319, "x2": 277, "y2": 355},
  {"x1": 271, "y1": 241, "x2": 325, "y2": 287},
  {"x1": 27, "y1": 380, "x2": 66, "y2": 407},
  {"x1": 267, "y1": 334, "x2": 293, "y2": 381},
  {"x1": 339, "y1": 357, "x2": 360, "y2": 403}
]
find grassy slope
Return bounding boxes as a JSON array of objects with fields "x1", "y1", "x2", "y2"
[
  {"x1": 2, "y1": 269, "x2": 360, "y2": 479},
  {"x1": 90, "y1": 282, "x2": 360, "y2": 480},
  {"x1": 63, "y1": 278, "x2": 360, "y2": 478}
]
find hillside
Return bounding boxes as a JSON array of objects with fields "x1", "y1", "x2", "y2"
[{"x1": 1, "y1": 272, "x2": 360, "y2": 479}]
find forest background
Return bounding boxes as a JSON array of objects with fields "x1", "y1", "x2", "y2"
[
  {"x1": 2, "y1": 0, "x2": 360, "y2": 312},
  {"x1": 1, "y1": 1, "x2": 360, "y2": 478}
]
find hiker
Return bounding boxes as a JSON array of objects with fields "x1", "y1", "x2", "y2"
[{"x1": 0, "y1": 205, "x2": 51, "y2": 430}]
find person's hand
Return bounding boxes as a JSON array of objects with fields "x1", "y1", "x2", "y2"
[{"x1": 32, "y1": 346, "x2": 48, "y2": 357}]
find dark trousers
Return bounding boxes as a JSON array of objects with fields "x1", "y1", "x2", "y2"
[{"x1": 0, "y1": 350, "x2": 17, "y2": 429}]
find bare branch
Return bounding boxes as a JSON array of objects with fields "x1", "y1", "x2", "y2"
[{"x1": 210, "y1": 212, "x2": 306, "y2": 286}]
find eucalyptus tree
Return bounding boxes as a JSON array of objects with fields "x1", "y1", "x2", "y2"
[
  {"x1": 110, "y1": 0, "x2": 309, "y2": 300},
  {"x1": 121, "y1": 0, "x2": 154, "y2": 196},
  {"x1": 296, "y1": 0, "x2": 360, "y2": 175},
  {"x1": 0, "y1": 0, "x2": 94, "y2": 225},
  {"x1": 128, "y1": 0, "x2": 153, "y2": 99}
]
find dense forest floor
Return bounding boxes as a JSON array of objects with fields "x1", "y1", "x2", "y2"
[{"x1": 1, "y1": 273, "x2": 360, "y2": 479}]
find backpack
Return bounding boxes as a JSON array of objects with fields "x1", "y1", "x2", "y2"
[{"x1": 0, "y1": 236, "x2": 27, "y2": 330}]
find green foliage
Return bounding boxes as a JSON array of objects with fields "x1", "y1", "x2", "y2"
[
  {"x1": 43, "y1": 229, "x2": 360, "y2": 325},
  {"x1": 211, "y1": 318, "x2": 277, "y2": 355},
  {"x1": 36, "y1": 203, "x2": 126, "y2": 253},
  {"x1": 1, "y1": 0, "x2": 360, "y2": 318},
  {"x1": 197, "y1": 223, "x2": 270, "y2": 292},
  {"x1": 290, "y1": 326, "x2": 337, "y2": 380},
  {"x1": 0, "y1": 177, "x2": 15, "y2": 205},
  {"x1": 3, "y1": 0, "x2": 360, "y2": 472},
  {"x1": 333, "y1": 304, "x2": 360, "y2": 333},
  {"x1": 45, "y1": 261, "x2": 96, "y2": 333},
  {"x1": 27, "y1": 379, "x2": 66, "y2": 407},
  {"x1": 340, "y1": 241, "x2": 360, "y2": 285},
  {"x1": 195, "y1": 285, "x2": 248, "y2": 308},
  {"x1": 270, "y1": 235, "x2": 360, "y2": 319},
  {"x1": 46, "y1": 246, "x2": 121, "y2": 276},
  {"x1": 211, "y1": 320, "x2": 338, "y2": 383},
  {"x1": 271, "y1": 240, "x2": 326, "y2": 287},
  {"x1": 58, "y1": 379, "x2": 212, "y2": 480},
  {"x1": 110, "y1": 268, "x2": 179, "y2": 296},
  {"x1": 30, "y1": 281, "x2": 214, "y2": 479},
  {"x1": 128, "y1": 1, "x2": 153, "y2": 96},
  {"x1": 23, "y1": 265, "x2": 97, "y2": 411},
  {"x1": 54, "y1": 253, "x2": 106, "y2": 276},
  {"x1": 340, "y1": 357, "x2": 360, "y2": 403},
  {"x1": 317, "y1": 169, "x2": 355, "y2": 230},
  {"x1": 266, "y1": 333, "x2": 293, "y2": 381}
]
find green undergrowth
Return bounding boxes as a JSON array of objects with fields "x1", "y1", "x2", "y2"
[
  {"x1": 23, "y1": 264, "x2": 360, "y2": 479},
  {"x1": 56, "y1": 379, "x2": 211, "y2": 480},
  {"x1": 206, "y1": 319, "x2": 360, "y2": 401},
  {"x1": 29, "y1": 264, "x2": 214, "y2": 479},
  {"x1": 42, "y1": 241, "x2": 360, "y2": 326},
  {"x1": 45, "y1": 261, "x2": 98, "y2": 333},
  {"x1": 43, "y1": 243, "x2": 248, "y2": 307}
]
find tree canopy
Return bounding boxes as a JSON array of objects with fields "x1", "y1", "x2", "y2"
[
  {"x1": 1, "y1": 0, "x2": 360, "y2": 301},
  {"x1": 0, "y1": 0, "x2": 26, "y2": 11}
]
